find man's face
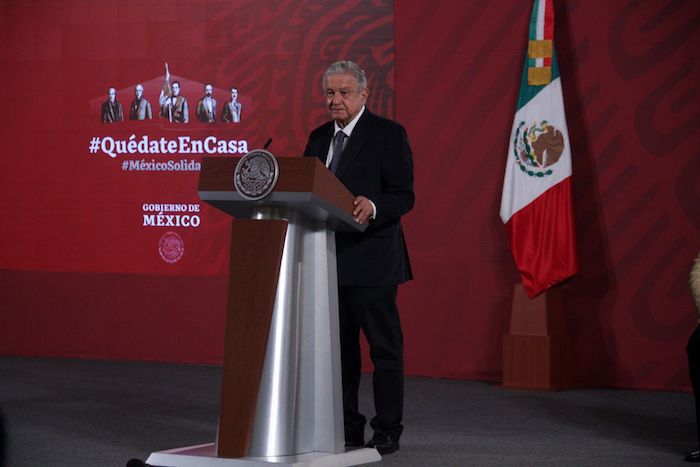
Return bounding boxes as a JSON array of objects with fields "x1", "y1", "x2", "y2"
[
  {"x1": 231, "y1": 88, "x2": 238, "y2": 101},
  {"x1": 205, "y1": 85, "x2": 212, "y2": 97},
  {"x1": 108, "y1": 88, "x2": 116, "y2": 102},
  {"x1": 172, "y1": 82, "x2": 180, "y2": 96},
  {"x1": 325, "y1": 73, "x2": 367, "y2": 127},
  {"x1": 135, "y1": 86, "x2": 143, "y2": 98}
]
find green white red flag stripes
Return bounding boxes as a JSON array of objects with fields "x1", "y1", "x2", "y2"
[{"x1": 499, "y1": 0, "x2": 578, "y2": 298}]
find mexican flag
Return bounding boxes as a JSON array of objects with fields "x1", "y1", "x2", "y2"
[{"x1": 500, "y1": 0, "x2": 578, "y2": 298}]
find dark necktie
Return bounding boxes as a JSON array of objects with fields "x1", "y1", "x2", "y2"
[{"x1": 330, "y1": 131, "x2": 346, "y2": 174}]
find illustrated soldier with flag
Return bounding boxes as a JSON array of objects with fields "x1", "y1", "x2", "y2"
[{"x1": 158, "y1": 63, "x2": 188, "y2": 123}]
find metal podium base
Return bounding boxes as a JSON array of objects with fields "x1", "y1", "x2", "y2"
[{"x1": 146, "y1": 443, "x2": 381, "y2": 467}]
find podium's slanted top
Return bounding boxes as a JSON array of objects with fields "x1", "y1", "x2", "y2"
[{"x1": 198, "y1": 156, "x2": 367, "y2": 232}]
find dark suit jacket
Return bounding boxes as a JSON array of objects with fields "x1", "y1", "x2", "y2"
[{"x1": 303, "y1": 109, "x2": 414, "y2": 287}]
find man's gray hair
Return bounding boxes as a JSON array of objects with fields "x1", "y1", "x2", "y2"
[{"x1": 322, "y1": 60, "x2": 367, "y2": 91}]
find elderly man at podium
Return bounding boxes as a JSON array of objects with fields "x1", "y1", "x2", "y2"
[{"x1": 303, "y1": 60, "x2": 414, "y2": 455}]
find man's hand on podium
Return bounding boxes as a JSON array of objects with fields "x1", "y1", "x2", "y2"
[{"x1": 352, "y1": 196, "x2": 373, "y2": 225}]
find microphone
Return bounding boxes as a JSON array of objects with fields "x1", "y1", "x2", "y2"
[{"x1": 263, "y1": 138, "x2": 272, "y2": 150}]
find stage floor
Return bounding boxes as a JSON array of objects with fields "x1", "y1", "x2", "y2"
[{"x1": 0, "y1": 357, "x2": 694, "y2": 466}]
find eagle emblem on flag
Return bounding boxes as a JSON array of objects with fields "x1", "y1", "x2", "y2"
[{"x1": 513, "y1": 121, "x2": 565, "y2": 177}]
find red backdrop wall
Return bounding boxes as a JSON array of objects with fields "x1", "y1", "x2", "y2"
[{"x1": 1, "y1": 0, "x2": 698, "y2": 391}]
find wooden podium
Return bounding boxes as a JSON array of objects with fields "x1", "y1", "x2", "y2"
[{"x1": 147, "y1": 156, "x2": 381, "y2": 467}]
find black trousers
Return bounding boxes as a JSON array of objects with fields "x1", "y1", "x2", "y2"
[
  {"x1": 338, "y1": 285, "x2": 404, "y2": 440},
  {"x1": 689, "y1": 326, "x2": 700, "y2": 448}
]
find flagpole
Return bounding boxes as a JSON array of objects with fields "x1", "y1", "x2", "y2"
[{"x1": 500, "y1": 0, "x2": 576, "y2": 391}]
